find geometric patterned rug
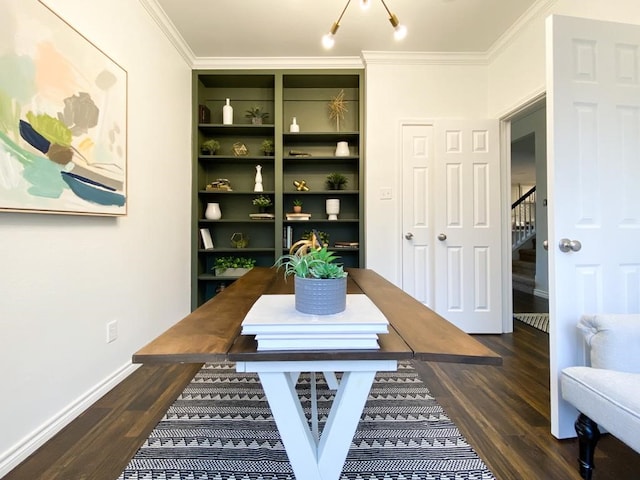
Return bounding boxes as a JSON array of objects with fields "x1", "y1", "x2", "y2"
[
  {"x1": 514, "y1": 313, "x2": 549, "y2": 333},
  {"x1": 117, "y1": 361, "x2": 496, "y2": 480}
]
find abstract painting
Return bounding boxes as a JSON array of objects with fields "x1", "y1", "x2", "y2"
[{"x1": 0, "y1": 0, "x2": 127, "y2": 215}]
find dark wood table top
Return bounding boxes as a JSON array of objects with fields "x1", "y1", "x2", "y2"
[{"x1": 133, "y1": 267, "x2": 502, "y2": 366}]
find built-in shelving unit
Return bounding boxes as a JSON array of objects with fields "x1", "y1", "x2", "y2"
[{"x1": 192, "y1": 70, "x2": 364, "y2": 308}]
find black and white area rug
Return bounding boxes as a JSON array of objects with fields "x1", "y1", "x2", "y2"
[
  {"x1": 118, "y1": 361, "x2": 495, "y2": 480},
  {"x1": 514, "y1": 313, "x2": 549, "y2": 333}
]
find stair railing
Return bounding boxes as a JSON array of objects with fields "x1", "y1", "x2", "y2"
[{"x1": 512, "y1": 186, "x2": 536, "y2": 250}]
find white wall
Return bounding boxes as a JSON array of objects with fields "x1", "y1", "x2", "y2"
[
  {"x1": 362, "y1": 58, "x2": 488, "y2": 284},
  {"x1": 0, "y1": 0, "x2": 192, "y2": 474}
]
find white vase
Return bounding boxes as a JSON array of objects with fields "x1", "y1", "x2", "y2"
[
  {"x1": 222, "y1": 98, "x2": 233, "y2": 125},
  {"x1": 335, "y1": 141, "x2": 349, "y2": 156},
  {"x1": 254, "y1": 165, "x2": 263, "y2": 192},
  {"x1": 326, "y1": 198, "x2": 340, "y2": 220},
  {"x1": 290, "y1": 117, "x2": 300, "y2": 132},
  {"x1": 205, "y1": 202, "x2": 222, "y2": 220}
]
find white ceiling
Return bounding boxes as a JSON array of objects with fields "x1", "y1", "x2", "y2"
[{"x1": 152, "y1": 0, "x2": 540, "y2": 59}]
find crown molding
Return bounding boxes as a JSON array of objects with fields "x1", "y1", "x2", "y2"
[
  {"x1": 138, "y1": 0, "x2": 195, "y2": 67},
  {"x1": 487, "y1": 0, "x2": 558, "y2": 62},
  {"x1": 361, "y1": 51, "x2": 489, "y2": 66},
  {"x1": 192, "y1": 56, "x2": 364, "y2": 70}
]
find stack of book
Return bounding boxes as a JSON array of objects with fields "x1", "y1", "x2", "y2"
[
  {"x1": 286, "y1": 212, "x2": 311, "y2": 221},
  {"x1": 334, "y1": 241, "x2": 359, "y2": 248},
  {"x1": 241, "y1": 294, "x2": 389, "y2": 351},
  {"x1": 249, "y1": 213, "x2": 275, "y2": 220}
]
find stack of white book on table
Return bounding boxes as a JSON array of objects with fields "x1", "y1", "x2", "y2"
[{"x1": 241, "y1": 294, "x2": 389, "y2": 351}]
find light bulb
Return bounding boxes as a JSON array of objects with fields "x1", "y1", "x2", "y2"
[
  {"x1": 393, "y1": 23, "x2": 407, "y2": 40},
  {"x1": 322, "y1": 33, "x2": 335, "y2": 49},
  {"x1": 360, "y1": 0, "x2": 370, "y2": 10}
]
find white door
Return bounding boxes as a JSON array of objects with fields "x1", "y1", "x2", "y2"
[
  {"x1": 433, "y1": 120, "x2": 502, "y2": 333},
  {"x1": 547, "y1": 15, "x2": 640, "y2": 438},
  {"x1": 401, "y1": 124, "x2": 434, "y2": 306}
]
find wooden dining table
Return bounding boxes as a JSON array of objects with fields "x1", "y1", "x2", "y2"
[{"x1": 134, "y1": 267, "x2": 501, "y2": 480}]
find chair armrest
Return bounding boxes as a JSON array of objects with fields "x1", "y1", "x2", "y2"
[{"x1": 579, "y1": 314, "x2": 640, "y2": 373}]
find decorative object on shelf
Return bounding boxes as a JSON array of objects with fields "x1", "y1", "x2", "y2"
[
  {"x1": 322, "y1": 0, "x2": 407, "y2": 50},
  {"x1": 254, "y1": 165, "x2": 263, "y2": 192},
  {"x1": 200, "y1": 139, "x2": 220, "y2": 155},
  {"x1": 289, "y1": 150, "x2": 311, "y2": 157},
  {"x1": 326, "y1": 198, "x2": 340, "y2": 220},
  {"x1": 274, "y1": 231, "x2": 347, "y2": 315},
  {"x1": 250, "y1": 212, "x2": 275, "y2": 220},
  {"x1": 198, "y1": 104, "x2": 211, "y2": 123},
  {"x1": 290, "y1": 117, "x2": 300, "y2": 132},
  {"x1": 204, "y1": 202, "x2": 222, "y2": 220},
  {"x1": 206, "y1": 178, "x2": 232, "y2": 191},
  {"x1": 199, "y1": 228, "x2": 214, "y2": 249},
  {"x1": 222, "y1": 98, "x2": 233, "y2": 125},
  {"x1": 286, "y1": 212, "x2": 311, "y2": 221},
  {"x1": 213, "y1": 256, "x2": 256, "y2": 277},
  {"x1": 328, "y1": 89, "x2": 348, "y2": 131},
  {"x1": 326, "y1": 172, "x2": 348, "y2": 190},
  {"x1": 245, "y1": 106, "x2": 269, "y2": 125},
  {"x1": 302, "y1": 229, "x2": 329, "y2": 247},
  {"x1": 230, "y1": 232, "x2": 249, "y2": 248},
  {"x1": 335, "y1": 141, "x2": 350, "y2": 156},
  {"x1": 260, "y1": 139, "x2": 274, "y2": 156},
  {"x1": 293, "y1": 199, "x2": 303, "y2": 213},
  {"x1": 293, "y1": 180, "x2": 309, "y2": 191},
  {"x1": 232, "y1": 142, "x2": 248, "y2": 156},
  {"x1": 334, "y1": 241, "x2": 359, "y2": 248},
  {"x1": 252, "y1": 194, "x2": 272, "y2": 213}
]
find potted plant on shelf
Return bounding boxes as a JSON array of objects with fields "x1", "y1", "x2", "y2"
[
  {"x1": 326, "y1": 172, "x2": 348, "y2": 190},
  {"x1": 252, "y1": 194, "x2": 273, "y2": 213},
  {"x1": 261, "y1": 139, "x2": 274, "y2": 156},
  {"x1": 200, "y1": 139, "x2": 220, "y2": 155},
  {"x1": 292, "y1": 199, "x2": 303, "y2": 213},
  {"x1": 274, "y1": 232, "x2": 347, "y2": 315},
  {"x1": 213, "y1": 256, "x2": 256, "y2": 277},
  {"x1": 245, "y1": 107, "x2": 269, "y2": 125}
]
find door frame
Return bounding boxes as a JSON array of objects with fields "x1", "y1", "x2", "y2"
[{"x1": 499, "y1": 91, "x2": 547, "y2": 333}]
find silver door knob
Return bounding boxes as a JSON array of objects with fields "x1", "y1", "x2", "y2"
[
  {"x1": 405, "y1": 232, "x2": 414, "y2": 240},
  {"x1": 543, "y1": 240, "x2": 549, "y2": 251},
  {"x1": 559, "y1": 238, "x2": 582, "y2": 252},
  {"x1": 437, "y1": 233, "x2": 447, "y2": 241}
]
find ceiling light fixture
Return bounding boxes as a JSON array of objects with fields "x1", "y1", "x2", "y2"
[{"x1": 322, "y1": 0, "x2": 407, "y2": 49}]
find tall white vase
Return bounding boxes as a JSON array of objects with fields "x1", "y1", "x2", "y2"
[
  {"x1": 254, "y1": 165, "x2": 263, "y2": 192},
  {"x1": 205, "y1": 202, "x2": 222, "y2": 220},
  {"x1": 222, "y1": 98, "x2": 233, "y2": 125},
  {"x1": 326, "y1": 198, "x2": 340, "y2": 220}
]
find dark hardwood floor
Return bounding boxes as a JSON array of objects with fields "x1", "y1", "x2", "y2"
[{"x1": 5, "y1": 291, "x2": 639, "y2": 480}]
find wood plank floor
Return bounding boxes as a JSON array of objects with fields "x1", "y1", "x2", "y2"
[{"x1": 5, "y1": 292, "x2": 639, "y2": 480}]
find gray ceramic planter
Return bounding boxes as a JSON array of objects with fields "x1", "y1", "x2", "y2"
[{"x1": 294, "y1": 276, "x2": 347, "y2": 315}]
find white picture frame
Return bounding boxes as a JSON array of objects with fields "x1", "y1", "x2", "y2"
[{"x1": 200, "y1": 228, "x2": 214, "y2": 250}]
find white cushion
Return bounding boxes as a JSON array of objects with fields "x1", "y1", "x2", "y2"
[
  {"x1": 561, "y1": 366, "x2": 640, "y2": 453},
  {"x1": 578, "y1": 314, "x2": 640, "y2": 373}
]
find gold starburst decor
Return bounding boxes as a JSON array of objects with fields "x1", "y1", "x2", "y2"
[{"x1": 328, "y1": 89, "x2": 348, "y2": 132}]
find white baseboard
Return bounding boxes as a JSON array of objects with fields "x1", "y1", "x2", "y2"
[
  {"x1": 534, "y1": 288, "x2": 549, "y2": 299},
  {"x1": 0, "y1": 361, "x2": 139, "y2": 477}
]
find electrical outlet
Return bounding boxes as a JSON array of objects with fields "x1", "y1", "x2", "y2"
[
  {"x1": 380, "y1": 187, "x2": 393, "y2": 200},
  {"x1": 106, "y1": 320, "x2": 118, "y2": 343}
]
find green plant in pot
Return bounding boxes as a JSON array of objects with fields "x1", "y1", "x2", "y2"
[
  {"x1": 213, "y1": 256, "x2": 256, "y2": 277},
  {"x1": 326, "y1": 172, "x2": 348, "y2": 190},
  {"x1": 261, "y1": 139, "x2": 274, "y2": 155},
  {"x1": 201, "y1": 139, "x2": 220, "y2": 155},
  {"x1": 274, "y1": 232, "x2": 347, "y2": 315},
  {"x1": 245, "y1": 106, "x2": 269, "y2": 125},
  {"x1": 252, "y1": 195, "x2": 273, "y2": 212},
  {"x1": 292, "y1": 199, "x2": 303, "y2": 213}
]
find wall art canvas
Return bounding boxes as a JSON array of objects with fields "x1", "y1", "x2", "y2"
[{"x1": 0, "y1": 0, "x2": 127, "y2": 215}]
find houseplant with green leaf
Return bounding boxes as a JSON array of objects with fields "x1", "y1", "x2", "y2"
[
  {"x1": 245, "y1": 106, "x2": 269, "y2": 125},
  {"x1": 252, "y1": 195, "x2": 273, "y2": 213},
  {"x1": 274, "y1": 232, "x2": 347, "y2": 315},
  {"x1": 326, "y1": 172, "x2": 348, "y2": 190},
  {"x1": 213, "y1": 256, "x2": 256, "y2": 277}
]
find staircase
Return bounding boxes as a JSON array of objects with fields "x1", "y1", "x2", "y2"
[
  {"x1": 512, "y1": 186, "x2": 536, "y2": 294},
  {"x1": 513, "y1": 246, "x2": 536, "y2": 294}
]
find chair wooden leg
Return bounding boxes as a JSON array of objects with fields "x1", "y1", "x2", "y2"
[{"x1": 575, "y1": 413, "x2": 601, "y2": 480}]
